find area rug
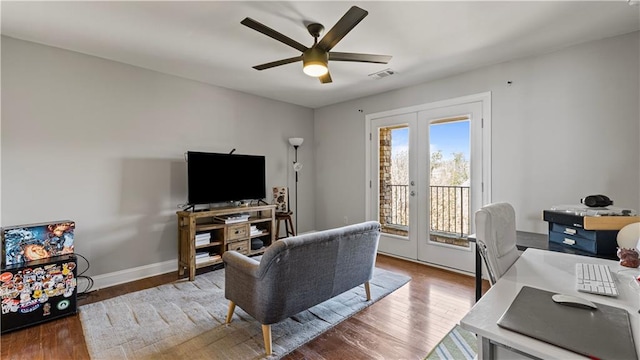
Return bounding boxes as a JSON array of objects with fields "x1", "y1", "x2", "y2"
[
  {"x1": 425, "y1": 324, "x2": 477, "y2": 360},
  {"x1": 79, "y1": 267, "x2": 410, "y2": 360}
]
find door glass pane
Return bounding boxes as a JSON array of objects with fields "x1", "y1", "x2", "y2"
[
  {"x1": 429, "y1": 119, "x2": 471, "y2": 247},
  {"x1": 379, "y1": 125, "x2": 409, "y2": 237}
]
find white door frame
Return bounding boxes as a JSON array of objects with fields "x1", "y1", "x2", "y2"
[{"x1": 365, "y1": 92, "x2": 492, "y2": 270}]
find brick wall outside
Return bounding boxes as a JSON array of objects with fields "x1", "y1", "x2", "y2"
[{"x1": 379, "y1": 128, "x2": 408, "y2": 237}]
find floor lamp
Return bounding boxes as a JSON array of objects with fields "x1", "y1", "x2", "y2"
[{"x1": 289, "y1": 137, "x2": 304, "y2": 233}]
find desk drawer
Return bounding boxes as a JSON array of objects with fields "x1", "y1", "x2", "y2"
[
  {"x1": 227, "y1": 224, "x2": 249, "y2": 241},
  {"x1": 549, "y1": 231, "x2": 597, "y2": 253},
  {"x1": 226, "y1": 240, "x2": 249, "y2": 254},
  {"x1": 549, "y1": 223, "x2": 617, "y2": 241},
  {"x1": 548, "y1": 228, "x2": 617, "y2": 255}
]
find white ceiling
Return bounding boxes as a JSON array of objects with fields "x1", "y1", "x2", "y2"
[{"x1": 2, "y1": 1, "x2": 639, "y2": 109}]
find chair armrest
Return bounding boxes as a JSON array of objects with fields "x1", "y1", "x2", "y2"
[
  {"x1": 222, "y1": 251, "x2": 261, "y2": 278},
  {"x1": 223, "y1": 251, "x2": 270, "y2": 322}
]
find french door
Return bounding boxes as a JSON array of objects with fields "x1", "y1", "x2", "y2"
[
  {"x1": 370, "y1": 113, "x2": 418, "y2": 259},
  {"x1": 367, "y1": 93, "x2": 490, "y2": 273}
]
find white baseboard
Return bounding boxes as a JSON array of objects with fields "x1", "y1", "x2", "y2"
[
  {"x1": 78, "y1": 259, "x2": 177, "y2": 292},
  {"x1": 76, "y1": 233, "x2": 324, "y2": 292}
]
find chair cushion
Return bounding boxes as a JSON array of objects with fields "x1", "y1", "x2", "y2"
[
  {"x1": 482, "y1": 204, "x2": 517, "y2": 257},
  {"x1": 476, "y1": 202, "x2": 519, "y2": 282}
]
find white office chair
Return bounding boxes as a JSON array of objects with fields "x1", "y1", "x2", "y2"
[{"x1": 475, "y1": 202, "x2": 519, "y2": 285}]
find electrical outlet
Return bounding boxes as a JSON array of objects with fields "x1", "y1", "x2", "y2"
[{"x1": 343, "y1": 216, "x2": 349, "y2": 224}]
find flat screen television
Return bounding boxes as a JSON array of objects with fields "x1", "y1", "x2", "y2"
[{"x1": 187, "y1": 151, "x2": 266, "y2": 205}]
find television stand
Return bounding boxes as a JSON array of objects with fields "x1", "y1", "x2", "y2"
[{"x1": 176, "y1": 204, "x2": 276, "y2": 281}]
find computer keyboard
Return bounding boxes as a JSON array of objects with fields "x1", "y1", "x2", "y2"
[{"x1": 575, "y1": 263, "x2": 619, "y2": 297}]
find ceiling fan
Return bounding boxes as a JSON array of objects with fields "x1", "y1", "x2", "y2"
[{"x1": 241, "y1": 6, "x2": 392, "y2": 84}]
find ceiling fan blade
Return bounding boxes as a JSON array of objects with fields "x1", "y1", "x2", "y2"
[
  {"x1": 329, "y1": 52, "x2": 392, "y2": 64},
  {"x1": 319, "y1": 71, "x2": 332, "y2": 84},
  {"x1": 317, "y1": 6, "x2": 368, "y2": 52},
  {"x1": 241, "y1": 17, "x2": 308, "y2": 53},
  {"x1": 253, "y1": 56, "x2": 303, "y2": 70}
]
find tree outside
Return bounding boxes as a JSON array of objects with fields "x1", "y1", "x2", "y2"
[{"x1": 382, "y1": 120, "x2": 471, "y2": 243}]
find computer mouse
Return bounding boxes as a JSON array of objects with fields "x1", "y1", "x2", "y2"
[{"x1": 552, "y1": 294, "x2": 598, "y2": 310}]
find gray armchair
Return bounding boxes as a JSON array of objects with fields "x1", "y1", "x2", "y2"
[{"x1": 223, "y1": 221, "x2": 381, "y2": 355}]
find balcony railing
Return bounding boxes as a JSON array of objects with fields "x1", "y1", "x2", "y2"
[
  {"x1": 388, "y1": 185, "x2": 409, "y2": 227},
  {"x1": 385, "y1": 184, "x2": 470, "y2": 238},
  {"x1": 430, "y1": 185, "x2": 470, "y2": 238}
]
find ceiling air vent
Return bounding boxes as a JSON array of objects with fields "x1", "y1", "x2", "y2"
[{"x1": 369, "y1": 68, "x2": 395, "y2": 80}]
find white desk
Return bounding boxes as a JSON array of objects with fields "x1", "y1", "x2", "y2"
[{"x1": 460, "y1": 248, "x2": 640, "y2": 359}]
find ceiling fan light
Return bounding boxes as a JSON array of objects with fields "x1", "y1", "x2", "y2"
[
  {"x1": 303, "y1": 48, "x2": 329, "y2": 77},
  {"x1": 303, "y1": 63, "x2": 328, "y2": 77}
]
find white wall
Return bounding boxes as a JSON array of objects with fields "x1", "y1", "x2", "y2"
[
  {"x1": 1, "y1": 36, "x2": 315, "y2": 279},
  {"x1": 314, "y1": 31, "x2": 640, "y2": 234},
  {"x1": 3, "y1": 31, "x2": 638, "y2": 283}
]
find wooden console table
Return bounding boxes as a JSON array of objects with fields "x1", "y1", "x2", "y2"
[{"x1": 177, "y1": 204, "x2": 276, "y2": 281}]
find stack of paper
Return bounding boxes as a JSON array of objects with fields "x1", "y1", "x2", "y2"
[
  {"x1": 250, "y1": 225, "x2": 263, "y2": 236},
  {"x1": 196, "y1": 252, "x2": 221, "y2": 264},
  {"x1": 195, "y1": 233, "x2": 211, "y2": 246},
  {"x1": 195, "y1": 252, "x2": 210, "y2": 263},
  {"x1": 214, "y1": 214, "x2": 250, "y2": 224}
]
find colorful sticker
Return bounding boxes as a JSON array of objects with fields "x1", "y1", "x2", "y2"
[
  {"x1": 57, "y1": 300, "x2": 70, "y2": 311},
  {"x1": 43, "y1": 303, "x2": 51, "y2": 316},
  {"x1": 0, "y1": 272, "x2": 13, "y2": 283},
  {"x1": 0, "y1": 261, "x2": 76, "y2": 313}
]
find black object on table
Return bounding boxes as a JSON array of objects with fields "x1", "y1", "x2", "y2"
[{"x1": 467, "y1": 231, "x2": 618, "y2": 302}]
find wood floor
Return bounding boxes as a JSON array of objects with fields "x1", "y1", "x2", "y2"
[{"x1": 0, "y1": 254, "x2": 490, "y2": 360}]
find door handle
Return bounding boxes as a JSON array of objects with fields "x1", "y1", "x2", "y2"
[{"x1": 410, "y1": 191, "x2": 416, "y2": 196}]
